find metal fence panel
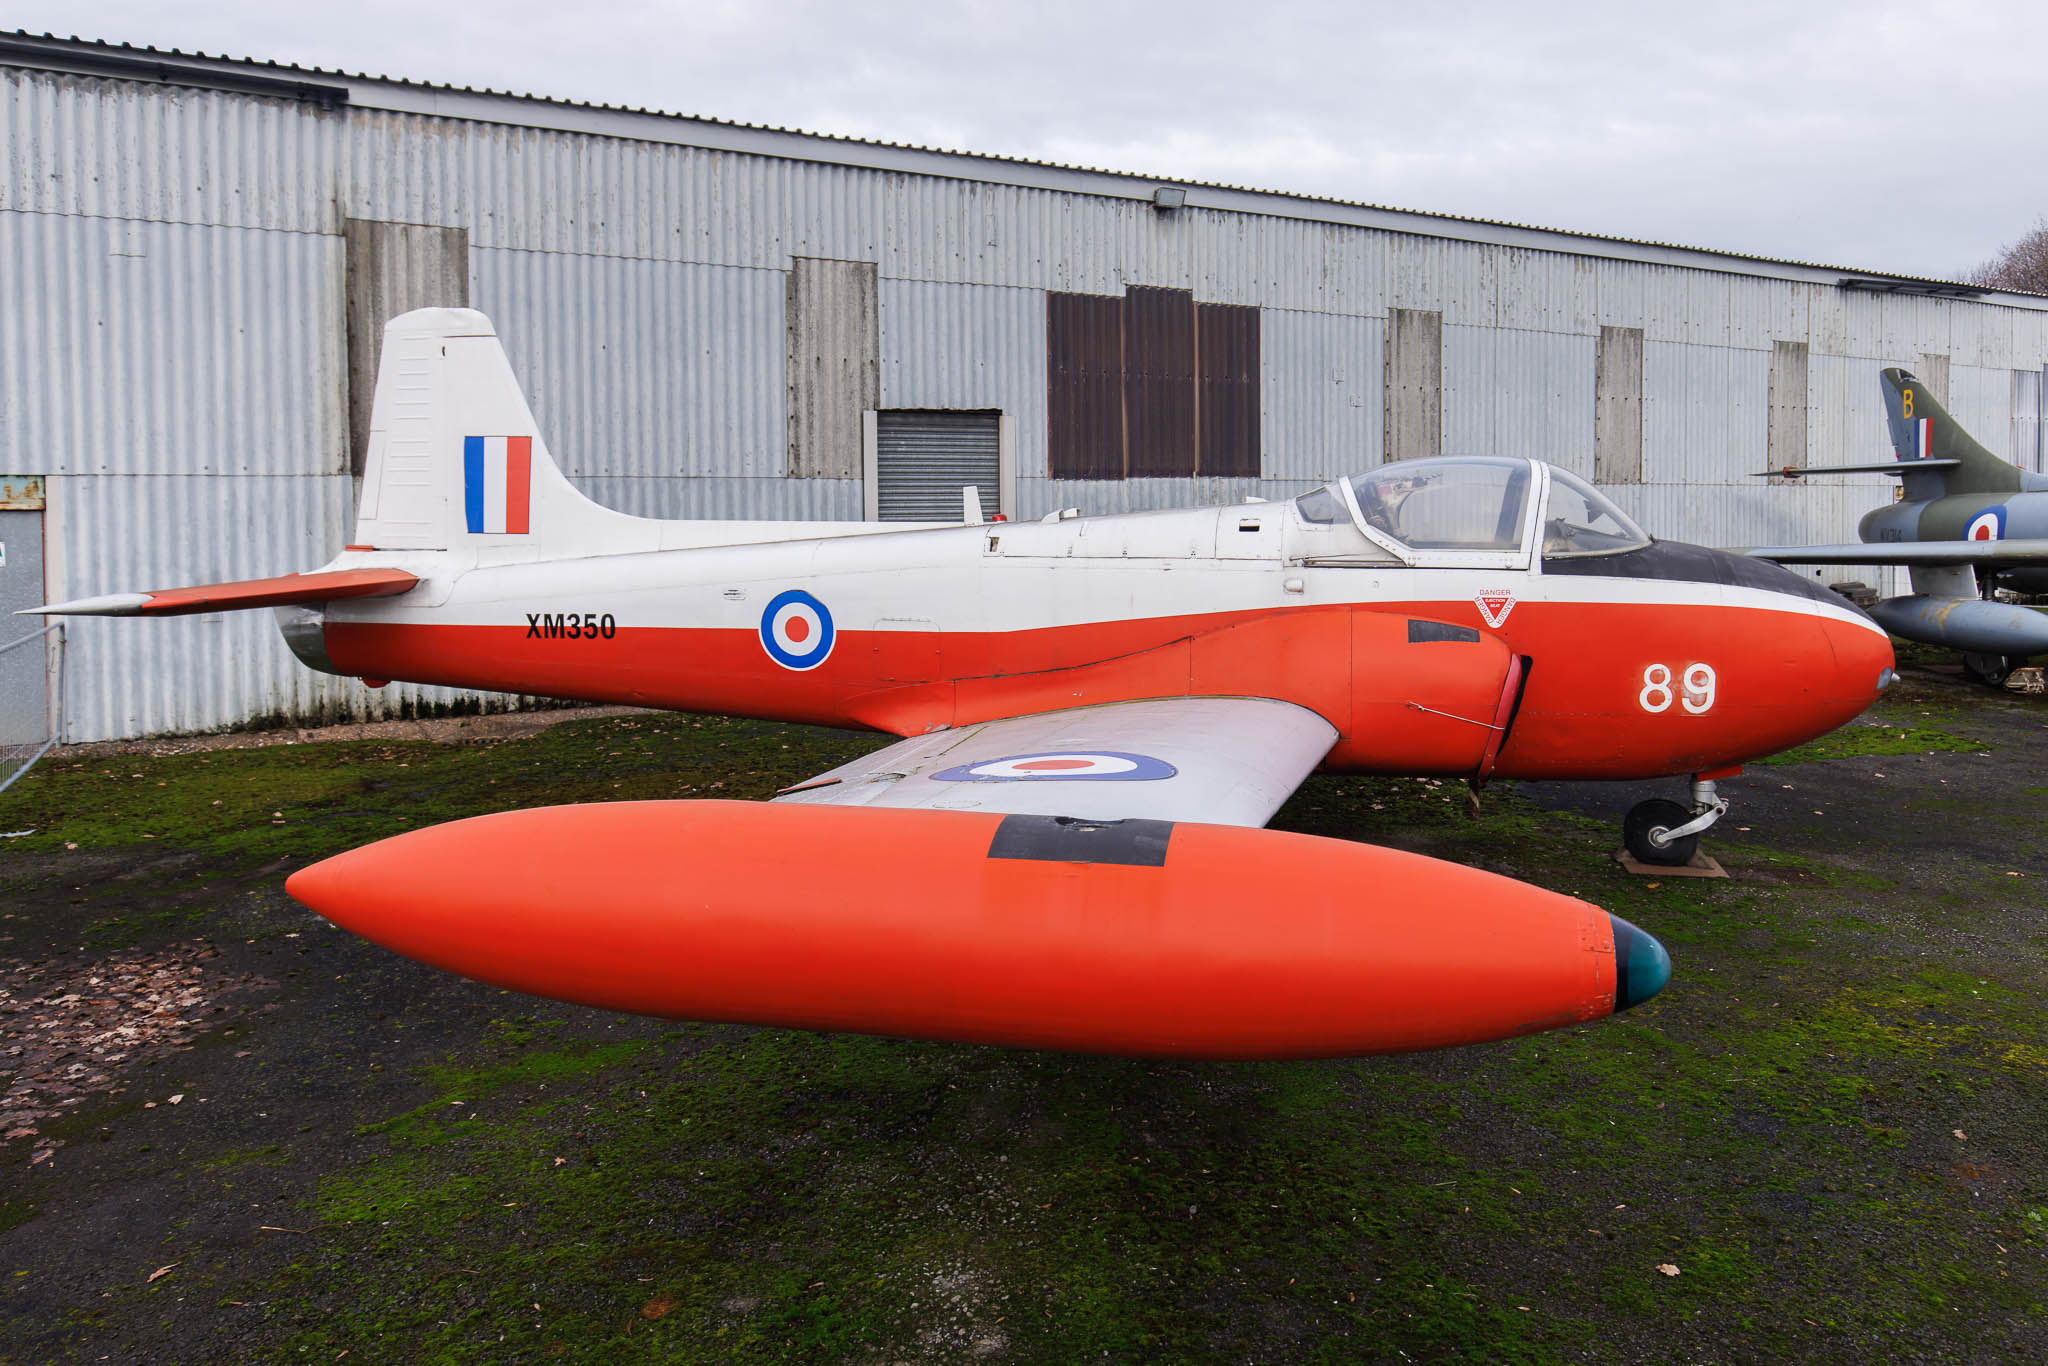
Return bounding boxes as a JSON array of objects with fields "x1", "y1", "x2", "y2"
[{"x1": 0, "y1": 623, "x2": 61, "y2": 796}]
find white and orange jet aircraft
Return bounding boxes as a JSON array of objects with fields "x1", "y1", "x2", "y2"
[{"x1": 29, "y1": 309, "x2": 1895, "y2": 1060}]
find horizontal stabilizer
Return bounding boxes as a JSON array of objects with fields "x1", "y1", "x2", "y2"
[
  {"x1": 1749, "y1": 460, "x2": 1961, "y2": 478},
  {"x1": 23, "y1": 568, "x2": 419, "y2": 618},
  {"x1": 1748, "y1": 539, "x2": 2048, "y2": 567}
]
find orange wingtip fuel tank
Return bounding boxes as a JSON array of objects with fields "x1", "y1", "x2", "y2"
[{"x1": 285, "y1": 801, "x2": 1670, "y2": 1059}]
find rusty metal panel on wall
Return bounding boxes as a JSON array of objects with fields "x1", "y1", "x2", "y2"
[
  {"x1": 1047, "y1": 291, "x2": 1124, "y2": 479},
  {"x1": 0, "y1": 475, "x2": 45, "y2": 509},
  {"x1": 787, "y1": 257, "x2": 878, "y2": 479},
  {"x1": 1123, "y1": 286, "x2": 1196, "y2": 478},
  {"x1": 1197, "y1": 302, "x2": 1258, "y2": 477}
]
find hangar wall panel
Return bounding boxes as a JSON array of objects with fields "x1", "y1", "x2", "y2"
[
  {"x1": 1260, "y1": 309, "x2": 1383, "y2": 480},
  {"x1": 1493, "y1": 248, "x2": 1598, "y2": 335},
  {"x1": 786, "y1": 256, "x2": 878, "y2": 479},
  {"x1": 1729, "y1": 276, "x2": 1809, "y2": 352},
  {"x1": 1385, "y1": 307, "x2": 1443, "y2": 462},
  {"x1": 1593, "y1": 325, "x2": 1645, "y2": 484},
  {"x1": 1767, "y1": 341, "x2": 1809, "y2": 471},
  {"x1": 1916, "y1": 352, "x2": 1951, "y2": 405},
  {"x1": 345, "y1": 218, "x2": 470, "y2": 475},
  {"x1": 1950, "y1": 305, "x2": 2014, "y2": 370},
  {"x1": 576, "y1": 476, "x2": 862, "y2": 521},
  {"x1": 1611, "y1": 481, "x2": 1888, "y2": 562},
  {"x1": 1810, "y1": 353, "x2": 1906, "y2": 469},
  {"x1": 2010, "y1": 311, "x2": 2048, "y2": 370},
  {"x1": 1442, "y1": 327, "x2": 1595, "y2": 475},
  {"x1": 471, "y1": 247, "x2": 787, "y2": 482},
  {"x1": 337, "y1": 111, "x2": 1407, "y2": 314},
  {"x1": 1029, "y1": 476, "x2": 1317, "y2": 520},
  {"x1": 0, "y1": 68, "x2": 337, "y2": 233},
  {"x1": 879, "y1": 280, "x2": 1048, "y2": 478},
  {"x1": 1642, "y1": 342, "x2": 1769, "y2": 482},
  {"x1": 0, "y1": 211, "x2": 342, "y2": 476},
  {"x1": 1947, "y1": 364, "x2": 2011, "y2": 460}
]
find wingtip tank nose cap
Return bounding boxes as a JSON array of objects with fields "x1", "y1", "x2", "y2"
[
  {"x1": 284, "y1": 853, "x2": 357, "y2": 924},
  {"x1": 1607, "y1": 914, "x2": 1672, "y2": 1011}
]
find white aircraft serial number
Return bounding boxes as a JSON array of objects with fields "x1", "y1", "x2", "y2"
[{"x1": 1639, "y1": 663, "x2": 1716, "y2": 714}]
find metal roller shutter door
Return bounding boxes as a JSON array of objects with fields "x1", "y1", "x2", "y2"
[{"x1": 876, "y1": 411, "x2": 1001, "y2": 521}]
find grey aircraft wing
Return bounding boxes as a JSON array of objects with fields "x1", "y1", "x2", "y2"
[{"x1": 1748, "y1": 539, "x2": 2048, "y2": 566}]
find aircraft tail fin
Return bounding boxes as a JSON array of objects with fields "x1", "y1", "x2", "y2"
[
  {"x1": 1881, "y1": 367, "x2": 2022, "y2": 501},
  {"x1": 352, "y1": 308, "x2": 635, "y2": 553}
]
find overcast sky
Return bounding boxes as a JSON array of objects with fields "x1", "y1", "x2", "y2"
[{"x1": 13, "y1": 1, "x2": 2046, "y2": 280}]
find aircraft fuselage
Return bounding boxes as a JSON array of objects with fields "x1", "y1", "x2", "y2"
[{"x1": 293, "y1": 500, "x2": 1891, "y2": 784}]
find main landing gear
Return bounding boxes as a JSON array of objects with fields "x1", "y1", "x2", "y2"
[
  {"x1": 1623, "y1": 776, "x2": 1731, "y2": 867},
  {"x1": 1962, "y1": 652, "x2": 2018, "y2": 689}
]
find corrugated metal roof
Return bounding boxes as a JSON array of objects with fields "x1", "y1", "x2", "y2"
[{"x1": 5, "y1": 28, "x2": 2041, "y2": 304}]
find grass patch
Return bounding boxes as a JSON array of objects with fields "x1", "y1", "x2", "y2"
[{"x1": 1758, "y1": 718, "x2": 1985, "y2": 766}]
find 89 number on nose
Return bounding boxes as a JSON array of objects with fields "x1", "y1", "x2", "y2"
[{"x1": 1639, "y1": 663, "x2": 1716, "y2": 714}]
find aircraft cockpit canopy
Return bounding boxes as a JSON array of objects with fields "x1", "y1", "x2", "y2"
[
  {"x1": 1295, "y1": 457, "x2": 1649, "y2": 561},
  {"x1": 1539, "y1": 467, "x2": 1651, "y2": 558},
  {"x1": 1345, "y1": 457, "x2": 1530, "y2": 551}
]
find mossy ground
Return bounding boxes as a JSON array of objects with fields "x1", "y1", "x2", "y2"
[{"x1": 1, "y1": 688, "x2": 2043, "y2": 1363}]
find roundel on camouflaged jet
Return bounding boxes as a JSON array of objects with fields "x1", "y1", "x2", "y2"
[{"x1": 1965, "y1": 506, "x2": 2007, "y2": 542}]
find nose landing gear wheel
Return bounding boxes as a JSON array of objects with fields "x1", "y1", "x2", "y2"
[{"x1": 1624, "y1": 798, "x2": 1699, "y2": 867}]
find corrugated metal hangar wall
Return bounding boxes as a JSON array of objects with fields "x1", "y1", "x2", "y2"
[{"x1": 4, "y1": 34, "x2": 2048, "y2": 741}]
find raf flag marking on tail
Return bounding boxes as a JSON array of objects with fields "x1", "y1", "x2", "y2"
[{"x1": 465, "y1": 436, "x2": 532, "y2": 535}]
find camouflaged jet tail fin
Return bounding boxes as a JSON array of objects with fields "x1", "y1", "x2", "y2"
[{"x1": 1881, "y1": 368, "x2": 2024, "y2": 501}]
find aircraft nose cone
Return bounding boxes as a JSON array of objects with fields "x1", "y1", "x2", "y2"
[{"x1": 1607, "y1": 913, "x2": 1671, "y2": 1011}]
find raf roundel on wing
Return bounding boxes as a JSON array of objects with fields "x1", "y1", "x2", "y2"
[
  {"x1": 933, "y1": 752, "x2": 1179, "y2": 782},
  {"x1": 759, "y1": 589, "x2": 835, "y2": 670}
]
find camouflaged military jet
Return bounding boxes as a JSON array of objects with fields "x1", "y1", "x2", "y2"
[{"x1": 1752, "y1": 368, "x2": 2048, "y2": 686}]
